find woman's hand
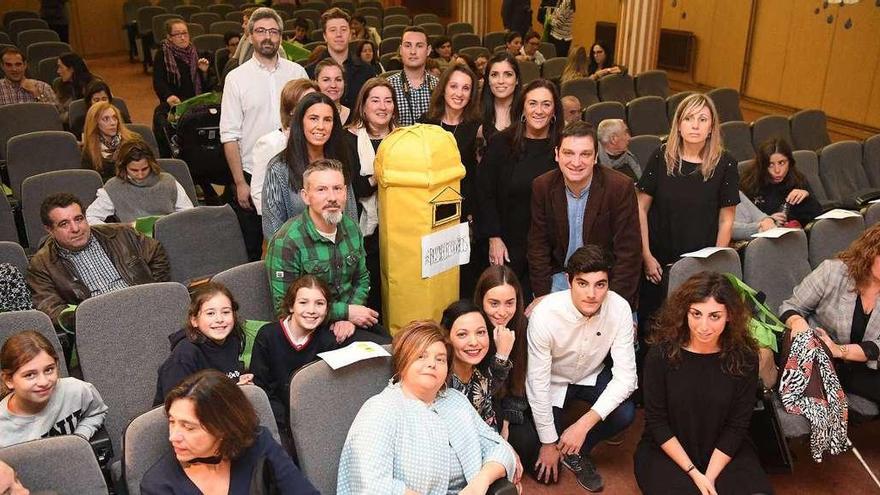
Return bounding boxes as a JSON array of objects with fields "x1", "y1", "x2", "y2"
[
  {"x1": 689, "y1": 470, "x2": 718, "y2": 495},
  {"x1": 758, "y1": 217, "x2": 776, "y2": 232},
  {"x1": 643, "y1": 254, "x2": 663, "y2": 285},
  {"x1": 197, "y1": 57, "x2": 210, "y2": 73},
  {"x1": 501, "y1": 420, "x2": 510, "y2": 440},
  {"x1": 237, "y1": 373, "x2": 254, "y2": 385},
  {"x1": 493, "y1": 325, "x2": 515, "y2": 358},
  {"x1": 815, "y1": 328, "x2": 841, "y2": 357},
  {"x1": 489, "y1": 237, "x2": 510, "y2": 266},
  {"x1": 787, "y1": 315, "x2": 810, "y2": 335},
  {"x1": 166, "y1": 95, "x2": 181, "y2": 106},
  {"x1": 786, "y1": 188, "x2": 809, "y2": 205}
]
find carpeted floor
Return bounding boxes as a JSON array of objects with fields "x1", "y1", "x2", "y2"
[{"x1": 87, "y1": 52, "x2": 880, "y2": 495}]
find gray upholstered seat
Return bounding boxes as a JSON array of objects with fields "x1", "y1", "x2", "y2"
[
  {"x1": 626, "y1": 95, "x2": 669, "y2": 137},
  {"x1": 0, "y1": 436, "x2": 108, "y2": 495},
  {"x1": 482, "y1": 31, "x2": 506, "y2": 51},
  {"x1": 667, "y1": 248, "x2": 742, "y2": 296},
  {"x1": 0, "y1": 241, "x2": 28, "y2": 274},
  {"x1": 743, "y1": 229, "x2": 811, "y2": 314},
  {"x1": 518, "y1": 60, "x2": 540, "y2": 85},
  {"x1": 790, "y1": 109, "x2": 831, "y2": 152},
  {"x1": 0, "y1": 309, "x2": 68, "y2": 377},
  {"x1": 584, "y1": 101, "x2": 625, "y2": 128},
  {"x1": 541, "y1": 56, "x2": 566, "y2": 82},
  {"x1": 157, "y1": 158, "x2": 199, "y2": 205},
  {"x1": 0, "y1": 194, "x2": 18, "y2": 243},
  {"x1": 192, "y1": 33, "x2": 225, "y2": 53},
  {"x1": 127, "y1": 123, "x2": 161, "y2": 157},
  {"x1": 0, "y1": 102, "x2": 63, "y2": 162},
  {"x1": 561, "y1": 78, "x2": 599, "y2": 108},
  {"x1": 16, "y1": 28, "x2": 59, "y2": 51},
  {"x1": 446, "y1": 22, "x2": 474, "y2": 37},
  {"x1": 7, "y1": 130, "x2": 81, "y2": 199},
  {"x1": 665, "y1": 90, "x2": 694, "y2": 121},
  {"x1": 21, "y1": 169, "x2": 103, "y2": 250},
  {"x1": 212, "y1": 261, "x2": 276, "y2": 322},
  {"x1": 720, "y1": 121, "x2": 755, "y2": 163},
  {"x1": 597, "y1": 73, "x2": 636, "y2": 104},
  {"x1": 628, "y1": 134, "x2": 661, "y2": 174},
  {"x1": 751, "y1": 115, "x2": 792, "y2": 151},
  {"x1": 863, "y1": 202, "x2": 880, "y2": 227},
  {"x1": 706, "y1": 87, "x2": 743, "y2": 122},
  {"x1": 818, "y1": 141, "x2": 879, "y2": 207},
  {"x1": 806, "y1": 216, "x2": 865, "y2": 268},
  {"x1": 634, "y1": 69, "x2": 669, "y2": 98},
  {"x1": 862, "y1": 134, "x2": 880, "y2": 188}
]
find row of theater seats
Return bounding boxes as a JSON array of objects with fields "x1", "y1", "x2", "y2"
[{"x1": 0, "y1": 14, "x2": 73, "y2": 85}]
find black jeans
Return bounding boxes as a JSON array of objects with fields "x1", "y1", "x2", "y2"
[{"x1": 227, "y1": 171, "x2": 264, "y2": 261}]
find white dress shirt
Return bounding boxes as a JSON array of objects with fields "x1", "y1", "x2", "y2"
[
  {"x1": 249, "y1": 128, "x2": 288, "y2": 215},
  {"x1": 526, "y1": 289, "x2": 637, "y2": 444},
  {"x1": 220, "y1": 56, "x2": 307, "y2": 176}
]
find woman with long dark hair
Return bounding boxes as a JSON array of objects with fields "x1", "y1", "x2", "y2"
[
  {"x1": 261, "y1": 92, "x2": 357, "y2": 239},
  {"x1": 479, "y1": 52, "x2": 522, "y2": 144},
  {"x1": 53, "y1": 52, "x2": 96, "y2": 127},
  {"x1": 634, "y1": 272, "x2": 771, "y2": 495},
  {"x1": 586, "y1": 41, "x2": 621, "y2": 80},
  {"x1": 741, "y1": 138, "x2": 821, "y2": 227},
  {"x1": 477, "y1": 79, "x2": 564, "y2": 293}
]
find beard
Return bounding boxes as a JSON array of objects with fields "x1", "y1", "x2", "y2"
[
  {"x1": 321, "y1": 209, "x2": 343, "y2": 225},
  {"x1": 257, "y1": 40, "x2": 278, "y2": 57}
]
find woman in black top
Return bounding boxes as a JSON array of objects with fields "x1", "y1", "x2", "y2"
[
  {"x1": 634, "y1": 272, "x2": 771, "y2": 495},
  {"x1": 477, "y1": 79, "x2": 563, "y2": 293},
  {"x1": 479, "y1": 52, "x2": 521, "y2": 145},
  {"x1": 154, "y1": 282, "x2": 251, "y2": 405},
  {"x1": 636, "y1": 93, "x2": 739, "y2": 328},
  {"x1": 344, "y1": 77, "x2": 399, "y2": 315},
  {"x1": 741, "y1": 138, "x2": 822, "y2": 227},
  {"x1": 53, "y1": 52, "x2": 96, "y2": 128}
]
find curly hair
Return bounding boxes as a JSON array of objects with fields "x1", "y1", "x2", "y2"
[
  {"x1": 838, "y1": 223, "x2": 880, "y2": 289},
  {"x1": 647, "y1": 271, "x2": 758, "y2": 376}
]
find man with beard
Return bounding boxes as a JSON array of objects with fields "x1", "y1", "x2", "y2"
[
  {"x1": 265, "y1": 159, "x2": 383, "y2": 343},
  {"x1": 221, "y1": 7, "x2": 308, "y2": 261}
]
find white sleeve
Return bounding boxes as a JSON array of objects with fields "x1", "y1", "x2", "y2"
[
  {"x1": 173, "y1": 182, "x2": 194, "y2": 211},
  {"x1": 525, "y1": 311, "x2": 558, "y2": 444},
  {"x1": 591, "y1": 301, "x2": 638, "y2": 419},
  {"x1": 219, "y1": 75, "x2": 243, "y2": 144},
  {"x1": 85, "y1": 189, "x2": 114, "y2": 225}
]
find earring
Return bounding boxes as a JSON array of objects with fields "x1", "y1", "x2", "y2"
[
  {"x1": 520, "y1": 114, "x2": 526, "y2": 124},
  {"x1": 550, "y1": 115, "x2": 556, "y2": 125}
]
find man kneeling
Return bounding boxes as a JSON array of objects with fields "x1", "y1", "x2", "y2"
[{"x1": 527, "y1": 244, "x2": 637, "y2": 492}]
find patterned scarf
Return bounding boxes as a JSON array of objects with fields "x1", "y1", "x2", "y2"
[
  {"x1": 99, "y1": 133, "x2": 121, "y2": 159},
  {"x1": 162, "y1": 39, "x2": 202, "y2": 95}
]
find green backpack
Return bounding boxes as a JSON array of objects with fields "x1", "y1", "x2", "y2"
[{"x1": 723, "y1": 273, "x2": 786, "y2": 352}]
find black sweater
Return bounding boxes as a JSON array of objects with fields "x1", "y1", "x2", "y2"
[{"x1": 154, "y1": 329, "x2": 245, "y2": 405}]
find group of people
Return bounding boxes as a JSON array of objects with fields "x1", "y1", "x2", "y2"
[{"x1": 3, "y1": 3, "x2": 879, "y2": 495}]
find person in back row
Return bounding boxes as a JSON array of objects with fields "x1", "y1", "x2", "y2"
[
  {"x1": 27, "y1": 193, "x2": 170, "y2": 331},
  {"x1": 80, "y1": 101, "x2": 140, "y2": 180},
  {"x1": 388, "y1": 26, "x2": 438, "y2": 126},
  {"x1": 0, "y1": 47, "x2": 56, "y2": 106},
  {"x1": 596, "y1": 118, "x2": 641, "y2": 180},
  {"x1": 527, "y1": 245, "x2": 637, "y2": 493},
  {"x1": 0, "y1": 330, "x2": 108, "y2": 448}
]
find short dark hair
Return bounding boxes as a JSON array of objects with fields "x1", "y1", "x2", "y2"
[
  {"x1": 431, "y1": 36, "x2": 451, "y2": 51},
  {"x1": 292, "y1": 17, "x2": 309, "y2": 30},
  {"x1": 321, "y1": 7, "x2": 351, "y2": 30},
  {"x1": 223, "y1": 31, "x2": 241, "y2": 45},
  {"x1": 84, "y1": 80, "x2": 113, "y2": 107},
  {"x1": 1, "y1": 46, "x2": 24, "y2": 62},
  {"x1": 114, "y1": 138, "x2": 160, "y2": 180},
  {"x1": 524, "y1": 30, "x2": 541, "y2": 43},
  {"x1": 505, "y1": 31, "x2": 522, "y2": 44},
  {"x1": 40, "y1": 193, "x2": 84, "y2": 227},
  {"x1": 351, "y1": 14, "x2": 367, "y2": 25},
  {"x1": 402, "y1": 25, "x2": 428, "y2": 40},
  {"x1": 566, "y1": 245, "x2": 613, "y2": 282},
  {"x1": 558, "y1": 120, "x2": 598, "y2": 150},
  {"x1": 164, "y1": 370, "x2": 259, "y2": 460}
]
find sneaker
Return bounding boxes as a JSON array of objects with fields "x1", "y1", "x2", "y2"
[{"x1": 563, "y1": 454, "x2": 604, "y2": 492}]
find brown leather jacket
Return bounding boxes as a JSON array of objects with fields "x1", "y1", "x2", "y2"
[
  {"x1": 26, "y1": 224, "x2": 170, "y2": 327},
  {"x1": 528, "y1": 165, "x2": 642, "y2": 309}
]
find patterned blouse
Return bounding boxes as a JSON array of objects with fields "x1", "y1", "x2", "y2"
[{"x1": 449, "y1": 355, "x2": 512, "y2": 430}]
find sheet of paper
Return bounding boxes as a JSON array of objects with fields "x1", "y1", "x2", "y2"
[
  {"x1": 751, "y1": 227, "x2": 800, "y2": 239},
  {"x1": 421, "y1": 221, "x2": 470, "y2": 278},
  {"x1": 318, "y1": 340, "x2": 391, "y2": 370},
  {"x1": 815, "y1": 208, "x2": 862, "y2": 220},
  {"x1": 680, "y1": 246, "x2": 734, "y2": 259},
  {"x1": 870, "y1": 198, "x2": 880, "y2": 204}
]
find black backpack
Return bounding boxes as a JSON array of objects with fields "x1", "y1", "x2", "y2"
[{"x1": 175, "y1": 103, "x2": 232, "y2": 186}]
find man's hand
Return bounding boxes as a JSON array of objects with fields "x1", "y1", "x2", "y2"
[
  {"x1": 234, "y1": 181, "x2": 253, "y2": 210},
  {"x1": 20, "y1": 78, "x2": 40, "y2": 98},
  {"x1": 348, "y1": 304, "x2": 379, "y2": 327},
  {"x1": 166, "y1": 95, "x2": 182, "y2": 106},
  {"x1": 558, "y1": 418, "x2": 590, "y2": 456},
  {"x1": 330, "y1": 320, "x2": 356, "y2": 343},
  {"x1": 534, "y1": 443, "x2": 560, "y2": 484}
]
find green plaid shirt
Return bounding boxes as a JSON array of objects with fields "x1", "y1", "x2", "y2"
[{"x1": 266, "y1": 211, "x2": 370, "y2": 321}]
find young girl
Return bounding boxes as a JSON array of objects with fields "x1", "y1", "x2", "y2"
[
  {"x1": 154, "y1": 282, "x2": 251, "y2": 405},
  {"x1": 440, "y1": 299, "x2": 515, "y2": 431},
  {"x1": 250, "y1": 275, "x2": 340, "y2": 434},
  {"x1": 0, "y1": 330, "x2": 108, "y2": 448}
]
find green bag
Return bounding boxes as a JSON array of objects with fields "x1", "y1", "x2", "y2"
[
  {"x1": 282, "y1": 40, "x2": 311, "y2": 62},
  {"x1": 240, "y1": 319, "x2": 270, "y2": 369},
  {"x1": 168, "y1": 92, "x2": 222, "y2": 126},
  {"x1": 134, "y1": 216, "x2": 162, "y2": 237},
  {"x1": 723, "y1": 273, "x2": 786, "y2": 352}
]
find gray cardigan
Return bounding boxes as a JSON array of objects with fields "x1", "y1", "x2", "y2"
[{"x1": 779, "y1": 259, "x2": 880, "y2": 368}]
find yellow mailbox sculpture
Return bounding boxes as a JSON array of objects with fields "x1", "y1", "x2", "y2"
[{"x1": 374, "y1": 124, "x2": 467, "y2": 334}]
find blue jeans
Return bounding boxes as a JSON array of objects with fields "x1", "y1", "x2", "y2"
[{"x1": 552, "y1": 366, "x2": 636, "y2": 454}]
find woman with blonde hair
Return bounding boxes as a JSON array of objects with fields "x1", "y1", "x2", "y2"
[
  {"x1": 560, "y1": 45, "x2": 589, "y2": 83},
  {"x1": 636, "y1": 93, "x2": 739, "y2": 336},
  {"x1": 81, "y1": 101, "x2": 139, "y2": 180}
]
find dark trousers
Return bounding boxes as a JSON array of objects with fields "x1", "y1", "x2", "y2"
[
  {"x1": 227, "y1": 171, "x2": 264, "y2": 261},
  {"x1": 838, "y1": 362, "x2": 880, "y2": 404},
  {"x1": 364, "y1": 232, "x2": 383, "y2": 324},
  {"x1": 548, "y1": 35, "x2": 572, "y2": 58}
]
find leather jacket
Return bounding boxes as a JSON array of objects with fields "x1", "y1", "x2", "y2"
[{"x1": 27, "y1": 224, "x2": 170, "y2": 327}]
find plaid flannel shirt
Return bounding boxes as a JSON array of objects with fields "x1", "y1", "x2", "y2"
[{"x1": 266, "y1": 211, "x2": 370, "y2": 321}]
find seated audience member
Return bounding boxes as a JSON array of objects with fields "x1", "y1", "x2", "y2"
[
  {"x1": 250, "y1": 78, "x2": 319, "y2": 216},
  {"x1": 528, "y1": 121, "x2": 641, "y2": 311},
  {"x1": 27, "y1": 193, "x2": 170, "y2": 330},
  {"x1": 53, "y1": 52, "x2": 96, "y2": 127},
  {"x1": 154, "y1": 282, "x2": 252, "y2": 406},
  {"x1": 426, "y1": 57, "x2": 442, "y2": 79},
  {"x1": 441, "y1": 299, "x2": 515, "y2": 430},
  {"x1": 560, "y1": 45, "x2": 589, "y2": 84},
  {"x1": 337, "y1": 320, "x2": 518, "y2": 494},
  {"x1": 504, "y1": 31, "x2": 524, "y2": 58},
  {"x1": 266, "y1": 158, "x2": 384, "y2": 342},
  {"x1": 289, "y1": 17, "x2": 310, "y2": 44},
  {"x1": 561, "y1": 95, "x2": 582, "y2": 125},
  {"x1": 635, "y1": 272, "x2": 772, "y2": 495},
  {"x1": 261, "y1": 92, "x2": 357, "y2": 239},
  {"x1": 350, "y1": 14, "x2": 381, "y2": 47},
  {"x1": 81, "y1": 101, "x2": 140, "y2": 180},
  {"x1": 86, "y1": 138, "x2": 194, "y2": 225},
  {"x1": 780, "y1": 223, "x2": 880, "y2": 403},
  {"x1": 733, "y1": 191, "x2": 776, "y2": 241},
  {"x1": 586, "y1": 41, "x2": 621, "y2": 80},
  {"x1": 153, "y1": 18, "x2": 216, "y2": 156},
  {"x1": 0, "y1": 47, "x2": 57, "y2": 106},
  {"x1": 214, "y1": 31, "x2": 241, "y2": 78},
  {"x1": 431, "y1": 36, "x2": 454, "y2": 72},
  {"x1": 251, "y1": 275, "x2": 342, "y2": 435},
  {"x1": 0, "y1": 459, "x2": 30, "y2": 494},
  {"x1": 517, "y1": 31, "x2": 546, "y2": 66},
  {"x1": 0, "y1": 330, "x2": 108, "y2": 448},
  {"x1": 84, "y1": 79, "x2": 113, "y2": 110},
  {"x1": 140, "y1": 370, "x2": 319, "y2": 495},
  {"x1": 315, "y1": 58, "x2": 351, "y2": 124},
  {"x1": 225, "y1": 31, "x2": 241, "y2": 54},
  {"x1": 356, "y1": 39, "x2": 384, "y2": 74},
  {"x1": 741, "y1": 138, "x2": 822, "y2": 227},
  {"x1": 596, "y1": 119, "x2": 641, "y2": 180},
  {"x1": 527, "y1": 245, "x2": 637, "y2": 492}
]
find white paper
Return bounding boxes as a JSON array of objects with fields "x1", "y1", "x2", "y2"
[
  {"x1": 751, "y1": 227, "x2": 800, "y2": 239},
  {"x1": 421, "y1": 222, "x2": 470, "y2": 278},
  {"x1": 317, "y1": 341, "x2": 391, "y2": 370},
  {"x1": 870, "y1": 198, "x2": 880, "y2": 204},
  {"x1": 815, "y1": 208, "x2": 862, "y2": 220},
  {"x1": 680, "y1": 246, "x2": 734, "y2": 259}
]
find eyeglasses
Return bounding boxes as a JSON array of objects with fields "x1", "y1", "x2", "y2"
[
  {"x1": 169, "y1": 31, "x2": 189, "y2": 38},
  {"x1": 253, "y1": 27, "x2": 281, "y2": 37}
]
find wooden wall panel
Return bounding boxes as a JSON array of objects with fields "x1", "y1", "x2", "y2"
[
  {"x1": 777, "y1": 3, "x2": 834, "y2": 110},
  {"x1": 867, "y1": 54, "x2": 880, "y2": 129},
  {"x1": 704, "y1": 0, "x2": 750, "y2": 90},
  {"x1": 69, "y1": 0, "x2": 126, "y2": 56},
  {"x1": 744, "y1": 0, "x2": 794, "y2": 102},
  {"x1": 487, "y1": 0, "x2": 505, "y2": 33}
]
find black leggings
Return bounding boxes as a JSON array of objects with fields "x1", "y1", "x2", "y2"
[{"x1": 838, "y1": 362, "x2": 880, "y2": 403}]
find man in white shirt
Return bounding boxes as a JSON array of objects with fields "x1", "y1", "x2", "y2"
[
  {"x1": 526, "y1": 244, "x2": 637, "y2": 492},
  {"x1": 220, "y1": 7, "x2": 308, "y2": 260}
]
